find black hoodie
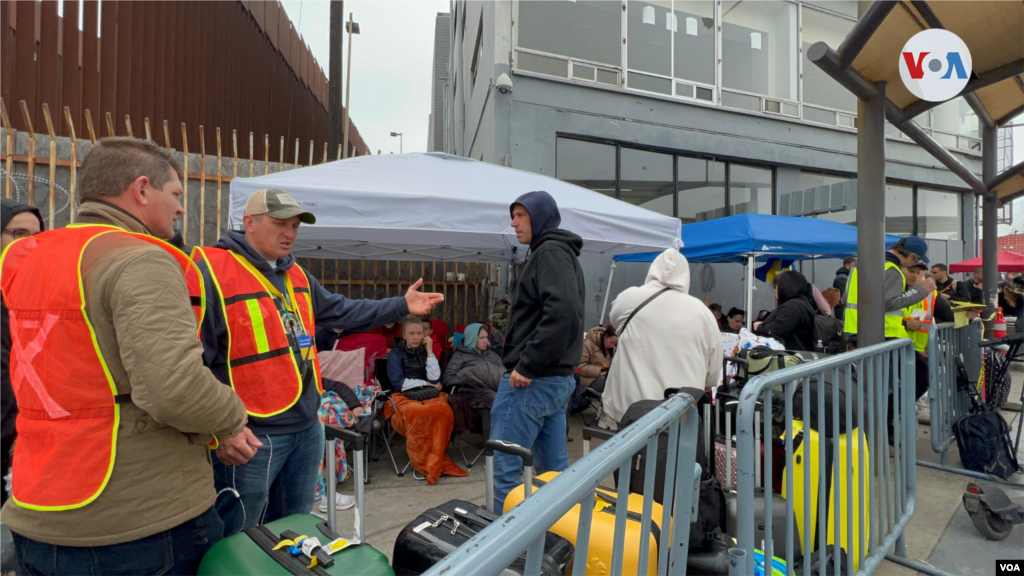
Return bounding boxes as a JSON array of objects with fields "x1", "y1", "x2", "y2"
[
  {"x1": 1, "y1": 200, "x2": 44, "y2": 446},
  {"x1": 503, "y1": 192, "x2": 585, "y2": 379},
  {"x1": 755, "y1": 271, "x2": 816, "y2": 351}
]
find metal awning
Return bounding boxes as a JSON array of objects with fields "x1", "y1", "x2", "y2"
[{"x1": 808, "y1": 1, "x2": 1024, "y2": 197}]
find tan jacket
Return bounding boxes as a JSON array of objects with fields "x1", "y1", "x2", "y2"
[
  {"x1": 1, "y1": 202, "x2": 247, "y2": 546},
  {"x1": 577, "y1": 326, "x2": 612, "y2": 388}
]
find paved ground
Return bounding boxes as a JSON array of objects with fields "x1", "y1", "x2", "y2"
[{"x1": 320, "y1": 372, "x2": 1024, "y2": 573}]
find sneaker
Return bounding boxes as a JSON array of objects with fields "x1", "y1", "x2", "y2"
[
  {"x1": 319, "y1": 493, "x2": 355, "y2": 512},
  {"x1": 598, "y1": 413, "x2": 618, "y2": 432},
  {"x1": 413, "y1": 469, "x2": 426, "y2": 481}
]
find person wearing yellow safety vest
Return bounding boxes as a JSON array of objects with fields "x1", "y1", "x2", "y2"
[
  {"x1": 842, "y1": 236, "x2": 936, "y2": 345},
  {"x1": 1, "y1": 138, "x2": 250, "y2": 576},
  {"x1": 196, "y1": 188, "x2": 444, "y2": 537},
  {"x1": 901, "y1": 262, "x2": 955, "y2": 423}
]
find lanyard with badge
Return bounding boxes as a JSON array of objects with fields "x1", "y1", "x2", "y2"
[{"x1": 232, "y1": 254, "x2": 315, "y2": 382}]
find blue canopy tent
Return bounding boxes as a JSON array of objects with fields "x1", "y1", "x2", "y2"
[{"x1": 601, "y1": 214, "x2": 900, "y2": 328}]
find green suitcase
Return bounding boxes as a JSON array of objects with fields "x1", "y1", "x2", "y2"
[{"x1": 199, "y1": 425, "x2": 394, "y2": 576}]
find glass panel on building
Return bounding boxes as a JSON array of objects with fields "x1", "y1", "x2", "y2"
[
  {"x1": 621, "y1": 148, "x2": 674, "y2": 216},
  {"x1": 517, "y1": 1, "x2": 621, "y2": 66},
  {"x1": 555, "y1": 138, "x2": 617, "y2": 197},
  {"x1": 517, "y1": 52, "x2": 569, "y2": 78},
  {"x1": 678, "y1": 157, "x2": 726, "y2": 223},
  {"x1": 885, "y1": 184, "x2": 914, "y2": 235},
  {"x1": 628, "y1": 72, "x2": 673, "y2": 95},
  {"x1": 802, "y1": 7, "x2": 857, "y2": 113},
  {"x1": 722, "y1": 1, "x2": 797, "y2": 101},
  {"x1": 729, "y1": 164, "x2": 773, "y2": 215},
  {"x1": 804, "y1": 106, "x2": 837, "y2": 126},
  {"x1": 629, "y1": 1, "x2": 672, "y2": 76},
  {"x1": 918, "y1": 188, "x2": 962, "y2": 241},
  {"x1": 597, "y1": 69, "x2": 619, "y2": 85},
  {"x1": 673, "y1": 1, "x2": 715, "y2": 85},
  {"x1": 933, "y1": 97, "x2": 979, "y2": 138},
  {"x1": 722, "y1": 90, "x2": 761, "y2": 111}
]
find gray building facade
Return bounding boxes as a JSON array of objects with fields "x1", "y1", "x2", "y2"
[
  {"x1": 429, "y1": 13, "x2": 452, "y2": 152},
  {"x1": 443, "y1": 0, "x2": 983, "y2": 329}
]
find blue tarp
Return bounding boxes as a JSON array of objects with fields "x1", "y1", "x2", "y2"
[{"x1": 613, "y1": 214, "x2": 900, "y2": 264}]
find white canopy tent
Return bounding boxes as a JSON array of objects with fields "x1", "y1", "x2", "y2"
[{"x1": 229, "y1": 153, "x2": 681, "y2": 263}]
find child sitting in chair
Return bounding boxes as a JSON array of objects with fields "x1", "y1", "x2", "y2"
[{"x1": 384, "y1": 316, "x2": 468, "y2": 484}]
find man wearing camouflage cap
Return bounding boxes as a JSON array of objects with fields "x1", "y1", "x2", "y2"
[{"x1": 194, "y1": 189, "x2": 443, "y2": 536}]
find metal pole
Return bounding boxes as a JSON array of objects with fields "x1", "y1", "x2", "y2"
[
  {"x1": 746, "y1": 255, "x2": 754, "y2": 331},
  {"x1": 342, "y1": 13, "x2": 354, "y2": 159},
  {"x1": 327, "y1": 1, "x2": 344, "y2": 151},
  {"x1": 857, "y1": 81, "x2": 887, "y2": 347},
  {"x1": 982, "y1": 123, "x2": 999, "y2": 338},
  {"x1": 326, "y1": 438, "x2": 338, "y2": 531},
  {"x1": 599, "y1": 262, "x2": 616, "y2": 326}
]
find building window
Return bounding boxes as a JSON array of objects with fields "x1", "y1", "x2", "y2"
[
  {"x1": 918, "y1": 188, "x2": 962, "y2": 241},
  {"x1": 555, "y1": 138, "x2": 617, "y2": 196},
  {"x1": 885, "y1": 184, "x2": 914, "y2": 236},
  {"x1": 674, "y1": 1, "x2": 715, "y2": 86},
  {"x1": 933, "y1": 97, "x2": 980, "y2": 139},
  {"x1": 620, "y1": 148, "x2": 675, "y2": 216},
  {"x1": 517, "y1": 0, "x2": 621, "y2": 66},
  {"x1": 628, "y1": 1, "x2": 672, "y2": 77},
  {"x1": 722, "y1": 0, "x2": 797, "y2": 101},
  {"x1": 801, "y1": 6, "x2": 857, "y2": 114},
  {"x1": 729, "y1": 164, "x2": 773, "y2": 216},
  {"x1": 678, "y1": 157, "x2": 726, "y2": 223}
]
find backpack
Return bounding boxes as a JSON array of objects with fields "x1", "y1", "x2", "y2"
[
  {"x1": 728, "y1": 347, "x2": 805, "y2": 386},
  {"x1": 952, "y1": 357, "x2": 1021, "y2": 480},
  {"x1": 812, "y1": 313, "x2": 846, "y2": 354}
]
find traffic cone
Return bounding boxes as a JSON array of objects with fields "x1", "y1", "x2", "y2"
[{"x1": 994, "y1": 307, "x2": 1007, "y2": 339}]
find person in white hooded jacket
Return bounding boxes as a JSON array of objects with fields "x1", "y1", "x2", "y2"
[{"x1": 602, "y1": 248, "x2": 721, "y2": 427}]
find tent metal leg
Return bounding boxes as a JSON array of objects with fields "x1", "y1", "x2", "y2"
[
  {"x1": 599, "y1": 262, "x2": 616, "y2": 326},
  {"x1": 746, "y1": 255, "x2": 754, "y2": 331}
]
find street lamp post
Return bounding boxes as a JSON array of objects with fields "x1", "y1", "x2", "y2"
[
  {"x1": 342, "y1": 14, "x2": 360, "y2": 159},
  {"x1": 390, "y1": 132, "x2": 403, "y2": 154}
]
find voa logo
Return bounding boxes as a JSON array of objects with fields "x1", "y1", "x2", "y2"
[{"x1": 899, "y1": 29, "x2": 972, "y2": 102}]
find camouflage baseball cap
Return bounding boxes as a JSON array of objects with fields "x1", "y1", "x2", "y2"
[{"x1": 244, "y1": 189, "x2": 316, "y2": 224}]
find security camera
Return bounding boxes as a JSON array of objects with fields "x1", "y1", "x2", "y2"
[{"x1": 496, "y1": 73, "x2": 513, "y2": 95}]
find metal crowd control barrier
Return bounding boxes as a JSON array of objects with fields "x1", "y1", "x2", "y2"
[
  {"x1": 423, "y1": 393, "x2": 702, "y2": 576},
  {"x1": 918, "y1": 320, "x2": 985, "y2": 479},
  {"x1": 734, "y1": 339, "x2": 950, "y2": 576}
]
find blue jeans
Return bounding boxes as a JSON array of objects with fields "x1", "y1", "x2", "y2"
[
  {"x1": 213, "y1": 422, "x2": 325, "y2": 537},
  {"x1": 490, "y1": 373, "x2": 575, "y2": 512},
  {"x1": 12, "y1": 507, "x2": 223, "y2": 576}
]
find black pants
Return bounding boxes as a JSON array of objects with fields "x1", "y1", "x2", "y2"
[{"x1": 888, "y1": 351, "x2": 929, "y2": 445}]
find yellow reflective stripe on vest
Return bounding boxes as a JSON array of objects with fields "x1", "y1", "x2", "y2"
[{"x1": 245, "y1": 299, "x2": 271, "y2": 354}]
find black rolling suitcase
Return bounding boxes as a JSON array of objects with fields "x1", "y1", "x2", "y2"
[
  {"x1": 391, "y1": 499, "x2": 573, "y2": 576},
  {"x1": 391, "y1": 441, "x2": 573, "y2": 576}
]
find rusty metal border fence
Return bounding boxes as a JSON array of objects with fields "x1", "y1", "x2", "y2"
[
  {"x1": 0, "y1": 0, "x2": 370, "y2": 156},
  {"x1": 1, "y1": 97, "x2": 498, "y2": 338}
]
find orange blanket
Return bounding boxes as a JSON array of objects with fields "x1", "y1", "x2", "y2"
[{"x1": 384, "y1": 391, "x2": 468, "y2": 485}]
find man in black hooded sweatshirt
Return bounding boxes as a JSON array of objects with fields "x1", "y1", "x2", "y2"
[
  {"x1": 490, "y1": 191, "x2": 585, "y2": 512},
  {"x1": 753, "y1": 270, "x2": 816, "y2": 351},
  {"x1": 1, "y1": 199, "x2": 44, "y2": 506}
]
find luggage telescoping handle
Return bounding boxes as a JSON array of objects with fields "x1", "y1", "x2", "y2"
[
  {"x1": 484, "y1": 440, "x2": 534, "y2": 514},
  {"x1": 324, "y1": 425, "x2": 366, "y2": 544}
]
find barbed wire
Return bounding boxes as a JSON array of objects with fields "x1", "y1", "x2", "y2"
[{"x1": 1, "y1": 168, "x2": 72, "y2": 224}]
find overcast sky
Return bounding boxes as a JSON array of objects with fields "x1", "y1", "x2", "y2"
[{"x1": 281, "y1": 0, "x2": 450, "y2": 156}]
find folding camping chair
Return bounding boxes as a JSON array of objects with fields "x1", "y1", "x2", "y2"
[{"x1": 371, "y1": 358, "x2": 414, "y2": 477}]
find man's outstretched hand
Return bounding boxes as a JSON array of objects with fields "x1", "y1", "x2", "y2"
[
  {"x1": 405, "y1": 278, "x2": 444, "y2": 315},
  {"x1": 217, "y1": 427, "x2": 264, "y2": 466}
]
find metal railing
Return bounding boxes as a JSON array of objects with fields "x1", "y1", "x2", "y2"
[
  {"x1": 423, "y1": 393, "x2": 702, "y2": 576},
  {"x1": 734, "y1": 339, "x2": 943, "y2": 576},
  {"x1": 923, "y1": 321, "x2": 982, "y2": 472}
]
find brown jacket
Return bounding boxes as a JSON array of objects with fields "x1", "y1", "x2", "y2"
[
  {"x1": 1, "y1": 202, "x2": 247, "y2": 546},
  {"x1": 577, "y1": 326, "x2": 612, "y2": 388}
]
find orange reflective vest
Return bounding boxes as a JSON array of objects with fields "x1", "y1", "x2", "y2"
[
  {"x1": 904, "y1": 291, "x2": 936, "y2": 353},
  {"x1": 0, "y1": 224, "x2": 204, "y2": 511},
  {"x1": 192, "y1": 247, "x2": 323, "y2": 417}
]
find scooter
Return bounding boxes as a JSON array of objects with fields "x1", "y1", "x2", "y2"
[{"x1": 963, "y1": 483, "x2": 1024, "y2": 540}]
